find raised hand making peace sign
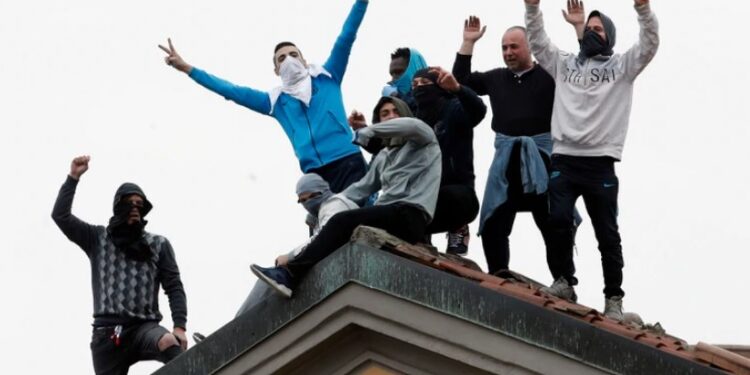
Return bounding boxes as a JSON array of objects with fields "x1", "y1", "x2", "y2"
[{"x1": 158, "y1": 38, "x2": 192, "y2": 74}]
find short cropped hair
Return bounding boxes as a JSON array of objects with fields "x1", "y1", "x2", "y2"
[
  {"x1": 505, "y1": 26, "x2": 527, "y2": 35},
  {"x1": 274, "y1": 41, "x2": 297, "y2": 53},
  {"x1": 390, "y1": 47, "x2": 411, "y2": 61}
]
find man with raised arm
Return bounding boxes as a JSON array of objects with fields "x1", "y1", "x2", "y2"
[
  {"x1": 524, "y1": 0, "x2": 659, "y2": 320},
  {"x1": 51, "y1": 156, "x2": 188, "y2": 374},
  {"x1": 160, "y1": 0, "x2": 370, "y2": 193},
  {"x1": 452, "y1": 17, "x2": 559, "y2": 278}
]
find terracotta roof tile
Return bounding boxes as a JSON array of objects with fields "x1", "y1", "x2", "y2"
[{"x1": 377, "y1": 240, "x2": 743, "y2": 374}]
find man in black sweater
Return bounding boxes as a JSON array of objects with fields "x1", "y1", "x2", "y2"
[
  {"x1": 452, "y1": 17, "x2": 565, "y2": 280},
  {"x1": 51, "y1": 155, "x2": 187, "y2": 375},
  {"x1": 412, "y1": 67, "x2": 487, "y2": 255}
]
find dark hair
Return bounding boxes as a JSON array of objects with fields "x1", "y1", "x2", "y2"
[
  {"x1": 274, "y1": 41, "x2": 297, "y2": 53},
  {"x1": 390, "y1": 47, "x2": 411, "y2": 61}
]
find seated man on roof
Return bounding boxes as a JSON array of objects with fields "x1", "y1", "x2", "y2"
[
  {"x1": 251, "y1": 96, "x2": 442, "y2": 298},
  {"x1": 235, "y1": 173, "x2": 358, "y2": 317}
]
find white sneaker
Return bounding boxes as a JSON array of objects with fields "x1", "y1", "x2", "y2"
[
  {"x1": 540, "y1": 277, "x2": 577, "y2": 302},
  {"x1": 604, "y1": 296, "x2": 624, "y2": 321}
]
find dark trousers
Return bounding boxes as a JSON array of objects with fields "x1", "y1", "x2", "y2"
[
  {"x1": 548, "y1": 155, "x2": 624, "y2": 298},
  {"x1": 482, "y1": 143, "x2": 554, "y2": 275},
  {"x1": 287, "y1": 203, "x2": 429, "y2": 277},
  {"x1": 90, "y1": 322, "x2": 180, "y2": 375},
  {"x1": 308, "y1": 152, "x2": 368, "y2": 193},
  {"x1": 481, "y1": 194, "x2": 554, "y2": 275},
  {"x1": 426, "y1": 184, "x2": 479, "y2": 234}
]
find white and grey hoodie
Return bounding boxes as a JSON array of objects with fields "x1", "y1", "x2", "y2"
[{"x1": 525, "y1": 3, "x2": 659, "y2": 160}]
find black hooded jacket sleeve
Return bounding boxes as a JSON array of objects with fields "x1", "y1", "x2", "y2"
[
  {"x1": 453, "y1": 85, "x2": 487, "y2": 127},
  {"x1": 156, "y1": 238, "x2": 188, "y2": 328},
  {"x1": 51, "y1": 176, "x2": 100, "y2": 255}
]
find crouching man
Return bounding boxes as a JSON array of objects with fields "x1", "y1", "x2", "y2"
[{"x1": 51, "y1": 155, "x2": 188, "y2": 374}]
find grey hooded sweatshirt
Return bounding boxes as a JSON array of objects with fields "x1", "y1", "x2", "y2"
[
  {"x1": 345, "y1": 117, "x2": 442, "y2": 220},
  {"x1": 526, "y1": 3, "x2": 659, "y2": 160}
]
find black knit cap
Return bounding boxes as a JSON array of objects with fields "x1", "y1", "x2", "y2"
[{"x1": 413, "y1": 68, "x2": 439, "y2": 85}]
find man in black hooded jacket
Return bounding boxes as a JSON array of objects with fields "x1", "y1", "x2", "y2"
[
  {"x1": 411, "y1": 67, "x2": 487, "y2": 255},
  {"x1": 51, "y1": 155, "x2": 187, "y2": 375}
]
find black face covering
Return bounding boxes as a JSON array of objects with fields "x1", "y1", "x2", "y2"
[
  {"x1": 413, "y1": 68, "x2": 448, "y2": 126},
  {"x1": 578, "y1": 10, "x2": 617, "y2": 63},
  {"x1": 107, "y1": 183, "x2": 153, "y2": 262},
  {"x1": 579, "y1": 30, "x2": 610, "y2": 58}
]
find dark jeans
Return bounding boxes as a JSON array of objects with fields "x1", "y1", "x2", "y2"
[
  {"x1": 90, "y1": 322, "x2": 180, "y2": 375},
  {"x1": 481, "y1": 193, "x2": 554, "y2": 275},
  {"x1": 287, "y1": 203, "x2": 428, "y2": 278},
  {"x1": 308, "y1": 152, "x2": 368, "y2": 193},
  {"x1": 548, "y1": 155, "x2": 624, "y2": 298},
  {"x1": 426, "y1": 184, "x2": 479, "y2": 234}
]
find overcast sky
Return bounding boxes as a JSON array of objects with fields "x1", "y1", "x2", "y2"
[{"x1": 2, "y1": 0, "x2": 748, "y2": 373}]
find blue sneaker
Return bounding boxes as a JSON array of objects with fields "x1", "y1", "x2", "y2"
[{"x1": 251, "y1": 264, "x2": 294, "y2": 298}]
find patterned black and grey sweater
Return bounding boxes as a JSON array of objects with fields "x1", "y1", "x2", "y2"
[{"x1": 52, "y1": 176, "x2": 187, "y2": 328}]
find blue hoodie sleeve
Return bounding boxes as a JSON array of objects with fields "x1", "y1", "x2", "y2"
[
  {"x1": 322, "y1": 0, "x2": 369, "y2": 84},
  {"x1": 189, "y1": 68, "x2": 273, "y2": 115}
]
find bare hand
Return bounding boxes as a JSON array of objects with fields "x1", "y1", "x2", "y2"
[
  {"x1": 158, "y1": 38, "x2": 192, "y2": 74},
  {"x1": 173, "y1": 327, "x2": 188, "y2": 351},
  {"x1": 634, "y1": 0, "x2": 649, "y2": 6},
  {"x1": 69, "y1": 155, "x2": 90, "y2": 180},
  {"x1": 275, "y1": 254, "x2": 290, "y2": 267},
  {"x1": 429, "y1": 67, "x2": 461, "y2": 93},
  {"x1": 348, "y1": 110, "x2": 368, "y2": 130},
  {"x1": 463, "y1": 16, "x2": 487, "y2": 43},
  {"x1": 562, "y1": 0, "x2": 585, "y2": 26}
]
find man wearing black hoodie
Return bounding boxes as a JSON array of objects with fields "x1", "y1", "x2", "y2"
[
  {"x1": 411, "y1": 67, "x2": 487, "y2": 255},
  {"x1": 51, "y1": 155, "x2": 187, "y2": 375}
]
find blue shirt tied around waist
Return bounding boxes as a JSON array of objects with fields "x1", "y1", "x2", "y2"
[
  {"x1": 478, "y1": 133, "x2": 552, "y2": 235},
  {"x1": 188, "y1": 0, "x2": 368, "y2": 173}
]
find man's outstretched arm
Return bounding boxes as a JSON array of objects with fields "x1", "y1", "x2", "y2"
[
  {"x1": 51, "y1": 155, "x2": 99, "y2": 254},
  {"x1": 525, "y1": 0, "x2": 563, "y2": 78},
  {"x1": 452, "y1": 16, "x2": 490, "y2": 95},
  {"x1": 323, "y1": 0, "x2": 369, "y2": 83},
  {"x1": 159, "y1": 38, "x2": 273, "y2": 115},
  {"x1": 562, "y1": 0, "x2": 586, "y2": 40},
  {"x1": 354, "y1": 117, "x2": 437, "y2": 148},
  {"x1": 623, "y1": 0, "x2": 659, "y2": 80}
]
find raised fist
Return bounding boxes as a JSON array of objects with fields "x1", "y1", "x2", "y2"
[{"x1": 69, "y1": 155, "x2": 90, "y2": 180}]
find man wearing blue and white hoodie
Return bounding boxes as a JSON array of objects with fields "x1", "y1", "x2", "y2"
[
  {"x1": 159, "y1": 0, "x2": 370, "y2": 193},
  {"x1": 524, "y1": 0, "x2": 659, "y2": 320}
]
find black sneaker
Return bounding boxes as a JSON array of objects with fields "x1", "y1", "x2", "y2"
[
  {"x1": 250, "y1": 264, "x2": 294, "y2": 298},
  {"x1": 446, "y1": 225, "x2": 470, "y2": 256}
]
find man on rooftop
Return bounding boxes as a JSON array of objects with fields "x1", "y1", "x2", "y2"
[
  {"x1": 159, "y1": 0, "x2": 370, "y2": 193},
  {"x1": 251, "y1": 97, "x2": 442, "y2": 298},
  {"x1": 524, "y1": 0, "x2": 659, "y2": 320}
]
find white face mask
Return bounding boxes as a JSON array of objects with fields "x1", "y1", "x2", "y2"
[{"x1": 279, "y1": 57, "x2": 309, "y2": 87}]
